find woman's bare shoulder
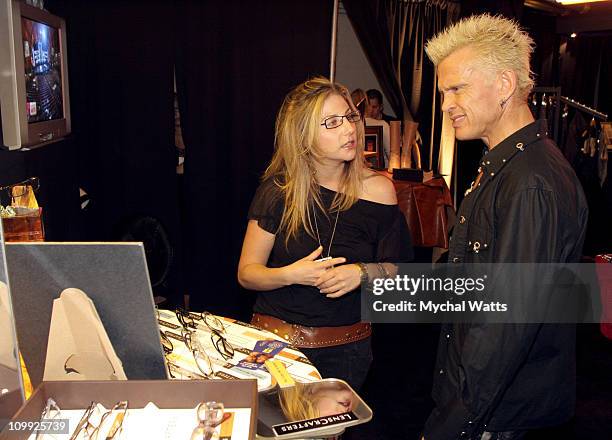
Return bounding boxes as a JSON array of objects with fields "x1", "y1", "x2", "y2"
[{"x1": 361, "y1": 170, "x2": 397, "y2": 205}]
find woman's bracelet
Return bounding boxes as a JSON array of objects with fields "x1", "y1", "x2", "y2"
[
  {"x1": 376, "y1": 262, "x2": 390, "y2": 279},
  {"x1": 356, "y1": 262, "x2": 369, "y2": 284}
]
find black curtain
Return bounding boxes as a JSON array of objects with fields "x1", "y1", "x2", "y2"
[
  {"x1": 45, "y1": 0, "x2": 186, "y2": 304},
  {"x1": 174, "y1": 1, "x2": 333, "y2": 317},
  {"x1": 343, "y1": 0, "x2": 459, "y2": 171},
  {"x1": 559, "y1": 34, "x2": 612, "y2": 118}
]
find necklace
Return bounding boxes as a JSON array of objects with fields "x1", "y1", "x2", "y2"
[
  {"x1": 464, "y1": 166, "x2": 483, "y2": 197},
  {"x1": 312, "y1": 200, "x2": 340, "y2": 259}
]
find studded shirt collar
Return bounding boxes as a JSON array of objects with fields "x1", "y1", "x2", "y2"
[{"x1": 479, "y1": 119, "x2": 549, "y2": 177}]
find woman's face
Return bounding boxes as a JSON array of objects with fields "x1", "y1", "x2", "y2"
[
  {"x1": 316, "y1": 94, "x2": 357, "y2": 164},
  {"x1": 312, "y1": 385, "x2": 355, "y2": 417}
]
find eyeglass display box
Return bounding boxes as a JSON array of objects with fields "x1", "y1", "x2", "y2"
[{"x1": 0, "y1": 379, "x2": 258, "y2": 439}]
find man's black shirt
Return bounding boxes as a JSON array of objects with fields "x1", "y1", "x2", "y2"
[{"x1": 423, "y1": 120, "x2": 588, "y2": 440}]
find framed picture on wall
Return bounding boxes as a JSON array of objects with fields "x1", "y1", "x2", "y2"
[
  {"x1": 602, "y1": 122, "x2": 612, "y2": 150},
  {"x1": 364, "y1": 125, "x2": 384, "y2": 169}
]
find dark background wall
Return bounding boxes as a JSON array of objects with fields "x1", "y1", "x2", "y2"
[{"x1": 0, "y1": 0, "x2": 333, "y2": 319}]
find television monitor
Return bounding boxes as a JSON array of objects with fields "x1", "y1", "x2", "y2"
[{"x1": 0, "y1": 0, "x2": 71, "y2": 149}]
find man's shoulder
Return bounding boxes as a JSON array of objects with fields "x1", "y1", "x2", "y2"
[
  {"x1": 496, "y1": 139, "x2": 586, "y2": 215},
  {"x1": 502, "y1": 138, "x2": 576, "y2": 191}
]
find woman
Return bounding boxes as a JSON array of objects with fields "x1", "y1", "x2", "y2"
[
  {"x1": 237, "y1": 77, "x2": 406, "y2": 390},
  {"x1": 278, "y1": 381, "x2": 356, "y2": 421}
]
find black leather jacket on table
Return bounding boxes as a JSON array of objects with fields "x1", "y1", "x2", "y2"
[{"x1": 423, "y1": 120, "x2": 589, "y2": 440}]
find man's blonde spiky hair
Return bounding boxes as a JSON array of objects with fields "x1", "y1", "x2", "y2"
[{"x1": 425, "y1": 14, "x2": 535, "y2": 99}]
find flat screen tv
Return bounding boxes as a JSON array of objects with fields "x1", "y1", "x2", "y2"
[{"x1": 0, "y1": 0, "x2": 71, "y2": 149}]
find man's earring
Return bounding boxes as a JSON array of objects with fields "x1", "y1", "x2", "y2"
[{"x1": 500, "y1": 97, "x2": 508, "y2": 108}]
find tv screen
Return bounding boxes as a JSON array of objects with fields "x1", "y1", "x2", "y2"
[
  {"x1": 0, "y1": 0, "x2": 70, "y2": 149},
  {"x1": 21, "y1": 17, "x2": 64, "y2": 123}
]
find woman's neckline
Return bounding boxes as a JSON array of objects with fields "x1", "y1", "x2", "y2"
[{"x1": 317, "y1": 183, "x2": 397, "y2": 207}]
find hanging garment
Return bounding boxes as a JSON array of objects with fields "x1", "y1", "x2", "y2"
[
  {"x1": 598, "y1": 129, "x2": 608, "y2": 187},
  {"x1": 563, "y1": 111, "x2": 587, "y2": 165}
]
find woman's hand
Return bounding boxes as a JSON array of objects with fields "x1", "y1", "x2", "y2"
[
  {"x1": 285, "y1": 246, "x2": 346, "y2": 286},
  {"x1": 315, "y1": 263, "x2": 362, "y2": 298}
]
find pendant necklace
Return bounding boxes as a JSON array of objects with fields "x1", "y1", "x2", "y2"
[{"x1": 312, "y1": 200, "x2": 340, "y2": 260}]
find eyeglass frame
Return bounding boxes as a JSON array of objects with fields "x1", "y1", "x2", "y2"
[
  {"x1": 159, "y1": 328, "x2": 212, "y2": 379},
  {"x1": 175, "y1": 309, "x2": 235, "y2": 361},
  {"x1": 69, "y1": 401, "x2": 97, "y2": 440},
  {"x1": 36, "y1": 398, "x2": 62, "y2": 440},
  {"x1": 160, "y1": 330, "x2": 174, "y2": 354},
  {"x1": 320, "y1": 111, "x2": 361, "y2": 129},
  {"x1": 175, "y1": 308, "x2": 198, "y2": 329},
  {"x1": 70, "y1": 400, "x2": 129, "y2": 440},
  {"x1": 166, "y1": 358, "x2": 207, "y2": 380},
  {"x1": 181, "y1": 328, "x2": 216, "y2": 379},
  {"x1": 202, "y1": 312, "x2": 235, "y2": 361},
  {"x1": 89, "y1": 401, "x2": 128, "y2": 440}
]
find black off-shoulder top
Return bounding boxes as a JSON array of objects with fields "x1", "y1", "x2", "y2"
[{"x1": 247, "y1": 178, "x2": 411, "y2": 327}]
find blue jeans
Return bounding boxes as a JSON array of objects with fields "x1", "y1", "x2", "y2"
[{"x1": 300, "y1": 336, "x2": 373, "y2": 391}]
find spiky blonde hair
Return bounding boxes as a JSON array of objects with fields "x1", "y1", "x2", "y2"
[{"x1": 425, "y1": 14, "x2": 535, "y2": 99}]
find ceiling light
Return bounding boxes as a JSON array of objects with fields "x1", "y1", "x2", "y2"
[
  {"x1": 556, "y1": 0, "x2": 608, "y2": 5},
  {"x1": 570, "y1": 32, "x2": 577, "y2": 37}
]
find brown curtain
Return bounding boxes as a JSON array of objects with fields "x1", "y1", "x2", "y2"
[{"x1": 344, "y1": 0, "x2": 459, "y2": 170}]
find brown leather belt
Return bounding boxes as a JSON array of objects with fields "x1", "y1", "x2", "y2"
[{"x1": 251, "y1": 313, "x2": 371, "y2": 348}]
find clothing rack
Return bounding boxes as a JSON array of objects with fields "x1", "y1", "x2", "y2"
[
  {"x1": 530, "y1": 87, "x2": 562, "y2": 143},
  {"x1": 530, "y1": 88, "x2": 609, "y2": 145},
  {"x1": 559, "y1": 96, "x2": 608, "y2": 121}
]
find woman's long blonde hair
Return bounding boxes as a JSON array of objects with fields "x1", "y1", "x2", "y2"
[
  {"x1": 278, "y1": 383, "x2": 319, "y2": 421},
  {"x1": 263, "y1": 76, "x2": 366, "y2": 244}
]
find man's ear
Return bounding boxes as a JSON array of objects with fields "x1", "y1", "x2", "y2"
[{"x1": 499, "y1": 69, "x2": 517, "y2": 105}]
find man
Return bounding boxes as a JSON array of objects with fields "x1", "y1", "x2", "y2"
[
  {"x1": 365, "y1": 89, "x2": 395, "y2": 123},
  {"x1": 422, "y1": 14, "x2": 588, "y2": 440}
]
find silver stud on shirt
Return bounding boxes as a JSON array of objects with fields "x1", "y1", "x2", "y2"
[{"x1": 516, "y1": 142, "x2": 524, "y2": 151}]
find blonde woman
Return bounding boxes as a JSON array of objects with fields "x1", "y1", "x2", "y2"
[{"x1": 238, "y1": 77, "x2": 407, "y2": 390}]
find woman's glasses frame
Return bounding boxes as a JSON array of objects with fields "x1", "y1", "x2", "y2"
[{"x1": 320, "y1": 111, "x2": 361, "y2": 129}]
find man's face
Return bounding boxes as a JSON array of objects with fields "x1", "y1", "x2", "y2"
[
  {"x1": 366, "y1": 98, "x2": 383, "y2": 119},
  {"x1": 438, "y1": 46, "x2": 500, "y2": 143}
]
